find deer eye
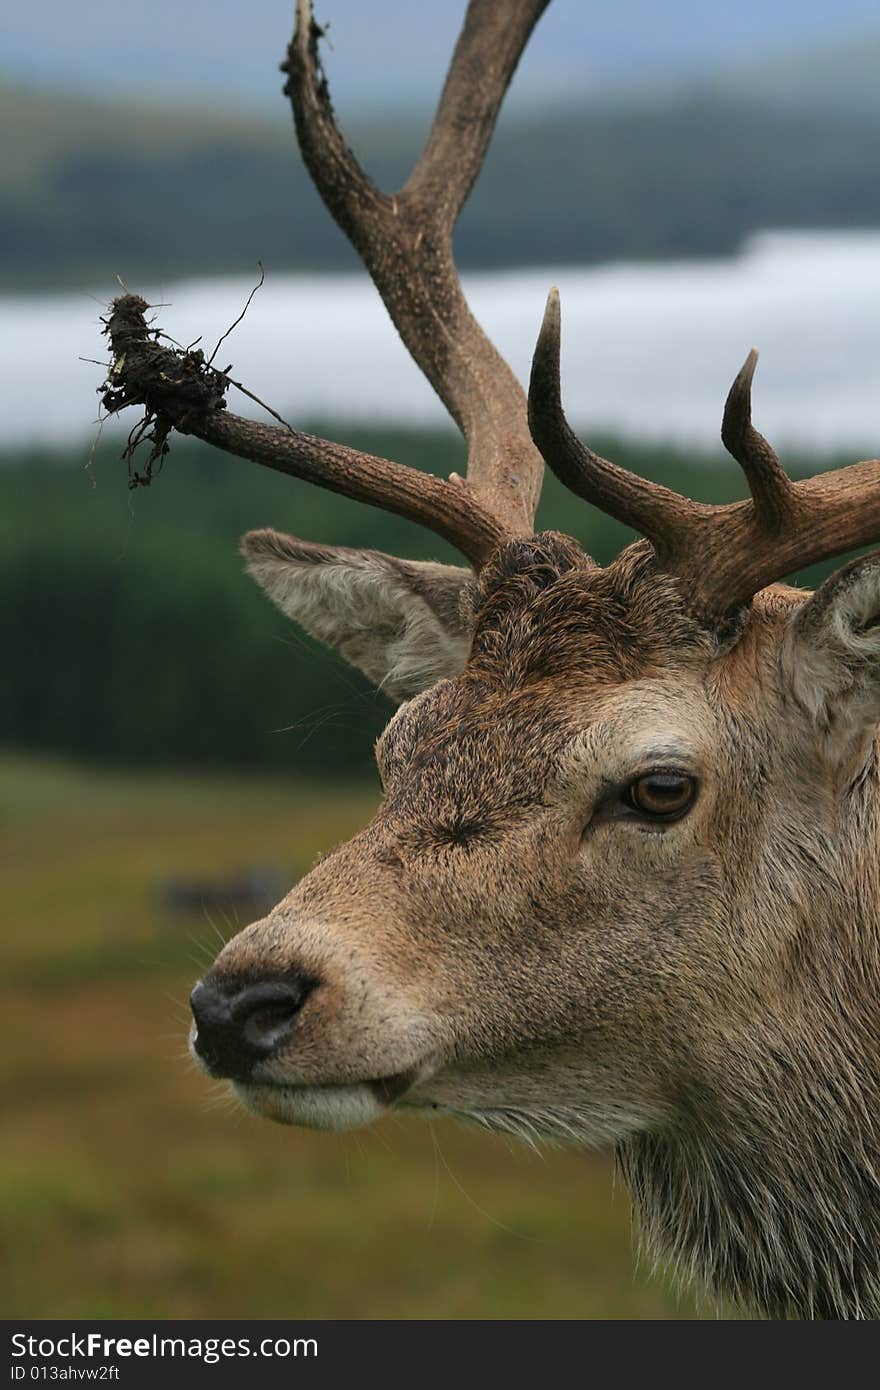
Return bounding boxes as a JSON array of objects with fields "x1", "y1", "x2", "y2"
[{"x1": 624, "y1": 772, "x2": 697, "y2": 821}]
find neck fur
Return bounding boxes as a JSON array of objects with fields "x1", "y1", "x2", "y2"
[{"x1": 620, "y1": 1023, "x2": 880, "y2": 1319}]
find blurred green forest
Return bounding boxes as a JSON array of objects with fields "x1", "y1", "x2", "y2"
[
  {"x1": 3, "y1": 81, "x2": 880, "y2": 288},
  {"x1": 0, "y1": 428, "x2": 868, "y2": 778}
]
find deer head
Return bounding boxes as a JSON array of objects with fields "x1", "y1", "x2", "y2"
[{"x1": 102, "y1": 0, "x2": 880, "y2": 1321}]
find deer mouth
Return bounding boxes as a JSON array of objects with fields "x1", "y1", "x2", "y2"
[{"x1": 232, "y1": 1066, "x2": 424, "y2": 1131}]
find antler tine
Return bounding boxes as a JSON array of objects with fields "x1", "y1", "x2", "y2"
[
  {"x1": 405, "y1": 0, "x2": 551, "y2": 227},
  {"x1": 527, "y1": 288, "x2": 699, "y2": 561},
  {"x1": 689, "y1": 452, "x2": 880, "y2": 622},
  {"x1": 285, "y1": 1, "x2": 390, "y2": 254},
  {"x1": 101, "y1": 294, "x2": 507, "y2": 569},
  {"x1": 196, "y1": 415, "x2": 508, "y2": 568},
  {"x1": 721, "y1": 348, "x2": 795, "y2": 530},
  {"x1": 528, "y1": 287, "x2": 880, "y2": 623},
  {"x1": 286, "y1": 0, "x2": 549, "y2": 535}
]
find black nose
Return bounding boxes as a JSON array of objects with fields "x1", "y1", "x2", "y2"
[{"x1": 190, "y1": 975, "x2": 311, "y2": 1080}]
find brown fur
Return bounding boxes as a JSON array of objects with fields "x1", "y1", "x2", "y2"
[{"x1": 197, "y1": 534, "x2": 880, "y2": 1319}]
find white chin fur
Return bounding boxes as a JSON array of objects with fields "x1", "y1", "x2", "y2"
[{"x1": 233, "y1": 1080, "x2": 384, "y2": 1131}]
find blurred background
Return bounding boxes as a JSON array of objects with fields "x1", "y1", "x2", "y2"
[{"x1": 3, "y1": 0, "x2": 879, "y2": 1320}]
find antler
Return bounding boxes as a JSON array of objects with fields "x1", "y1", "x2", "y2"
[
  {"x1": 528, "y1": 288, "x2": 880, "y2": 622},
  {"x1": 101, "y1": 0, "x2": 550, "y2": 570},
  {"x1": 285, "y1": 0, "x2": 548, "y2": 534}
]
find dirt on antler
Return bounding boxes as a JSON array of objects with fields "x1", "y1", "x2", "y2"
[{"x1": 101, "y1": 294, "x2": 231, "y2": 487}]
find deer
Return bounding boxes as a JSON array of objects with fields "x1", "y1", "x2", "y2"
[{"x1": 99, "y1": 0, "x2": 880, "y2": 1320}]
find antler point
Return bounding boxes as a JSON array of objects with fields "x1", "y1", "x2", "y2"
[
  {"x1": 535, "y1": 288, "x2": 562, "y2": 371},
  {"x1": 737, "y1": 347, "x2": 759, "y2": 387}
]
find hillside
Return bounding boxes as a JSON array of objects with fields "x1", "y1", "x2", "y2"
[
  {"x1": 3, "y1": 81, "x2": 880, "y2": 290},
  {"x1": 674, "y1": 27, "x2": 880, "y2": 120}
]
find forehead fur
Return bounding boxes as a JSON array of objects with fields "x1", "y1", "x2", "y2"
[
  {"x1": 465, "y1": 533, "x2": 711, "y2": 689},
  {"x1": 378, "y1": 536, "x2": 719, "y2": 814},
  {"x1": 379, "y1": 534, "x2": 810, "y2": 808}
]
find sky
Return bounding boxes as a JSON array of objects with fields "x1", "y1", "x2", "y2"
[{"x1": 5, "y1": 0, "x2": 880, "y2": 115}]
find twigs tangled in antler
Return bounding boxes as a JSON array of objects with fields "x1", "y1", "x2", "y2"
[
  {"x1": 98, "y1": 290, "x2": 508, "y2": 566},
  {"x1": 100, "y1": 294, "x2": 231, "y2": 488}
]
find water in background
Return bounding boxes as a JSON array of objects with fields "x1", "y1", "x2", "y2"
[{"x1": 4, "y1": 230, "x2": 879, "y2": 454}]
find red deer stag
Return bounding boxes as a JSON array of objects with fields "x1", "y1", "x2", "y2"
[{"x1": 101, "y1": 0, "x2": 880, "y2": 1320}]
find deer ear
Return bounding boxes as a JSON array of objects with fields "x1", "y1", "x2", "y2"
[
  {"x1": 241, "y1": 529, "x2": 474, "y2": 701},
  {"x1": 783, "y1": 552, "x2": 880, "y2": 754}
]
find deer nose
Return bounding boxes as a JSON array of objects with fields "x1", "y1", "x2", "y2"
[{"x1": 190, "y1": 976, "x2": 311, "y2": 1080}]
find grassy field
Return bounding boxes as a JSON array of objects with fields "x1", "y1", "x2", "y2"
[{"x1": 0, "y1": 754, "x2": 710, "y2": 1320}]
